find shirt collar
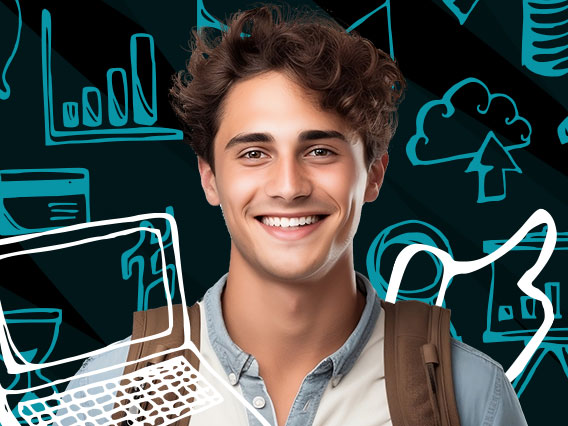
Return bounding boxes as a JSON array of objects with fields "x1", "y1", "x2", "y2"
[{"x1": 203, "y1": 271, "x2": 381, "y2": 385}]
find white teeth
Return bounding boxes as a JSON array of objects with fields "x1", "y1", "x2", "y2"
[{"x1": 261, "y1": 215, "x2": 322, "y2": 228}]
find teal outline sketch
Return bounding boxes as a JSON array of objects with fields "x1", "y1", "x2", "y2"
[
  {"x1": 464, "y1": 131, "x2": 522, "y2": 203},
  {"x1": 483, "y1": 229, "x2": 568, "y2": 397},
  {"x1": 0, "y1": 308, "x2": 62, "y2": 422},
  {"x1": 559, "y1": 116, "x2": 568, "y2": 144},
  {"x1": 442, "y1": 0, "x2": 480, "y2": 25},
  {"x1": 107, "y1": 68, "x2": 128, "y2": 127},
  {"x1": 0, "y1": 0, "x2": 21, "y2": 100},
  {"x1": 81, "y1": 87, "x2": 102, "y2": 127},
  {"x1": 197, "y1": 0, "x2": 251, "y2": 39},
  {"x1": 366, "y1": 220, "x2": 461, "y2": 339},
  {"x1": 121, "y1": 207, "x2": 176, "y2": 311},
  {"x1": 0, "y1": 168, "x2": 90, "y2": 236},
  {"x1": 407, "y1": 77, "x2": 532, "y2": 204},
  {"x1": 41, "y1": 9, "x2": 182, "y2": 145},
  {"x1": 197, "y1": 0, "x2": 228, "y2": 33},
  {"x1": 522, "y1": 0, "x2": 568, "y2": 77},
  {"x1": 345, "y1": 0, "x2": 394, "y2": 59}
]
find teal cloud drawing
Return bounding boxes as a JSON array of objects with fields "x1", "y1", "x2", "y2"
[{"x1": 407, "y1": 77, "x2": 532, "y2": 203}]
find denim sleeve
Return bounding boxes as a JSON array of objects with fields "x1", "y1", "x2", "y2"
[
  {"x1": 491, "y1": 371, "x2": 528, "y2": 426},
  {"x1": 451, "y1": 339, "x2": 528, "y2": 426},
  {"x1": 64, "y1": 337, "x2": 131, "y2": 392}
]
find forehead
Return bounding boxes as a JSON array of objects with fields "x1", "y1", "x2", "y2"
[{"x1": 215, "y1": 71, "x2": 353, "y2": 142}]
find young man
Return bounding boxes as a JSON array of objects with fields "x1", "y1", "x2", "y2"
[{"x1": 68, "y1": 5, "x2": 527, "y2": 425}]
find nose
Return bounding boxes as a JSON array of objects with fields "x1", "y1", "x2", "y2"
[{"x1": 264, "y1": 156, "x2": 312, "y2": 201}]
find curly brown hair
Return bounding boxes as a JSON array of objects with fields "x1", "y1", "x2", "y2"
[{"x1": 170, "y1": 4, "x2": 405, "y2": 173}]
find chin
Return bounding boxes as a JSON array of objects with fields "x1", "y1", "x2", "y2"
[{"x1": 259, "y1": 258, "x2": 328, "y2": 283}]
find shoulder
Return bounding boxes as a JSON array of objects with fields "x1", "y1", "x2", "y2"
[
  {"x1": 451, "y1": 339, "x2": 527, "y2": 426},
  {"x1": 65, "y1": 336, "x2": 131, "y2": 391}
]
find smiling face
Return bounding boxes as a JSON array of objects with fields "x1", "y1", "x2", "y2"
[{"x1": 198, "y1": 71, "x2": 387, "y2": 283}]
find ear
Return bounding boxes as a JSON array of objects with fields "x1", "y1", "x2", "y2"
[
  {"x1": 197, "y1": 156, "x2": 220, "y2": 206},
  {"x1": 364, "y1": 153, "x2": 389, "y2": 203}
]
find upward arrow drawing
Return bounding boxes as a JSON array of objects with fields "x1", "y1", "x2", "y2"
[{"x1": 465, "y1": 131, "x2": 522, "y2": 203}]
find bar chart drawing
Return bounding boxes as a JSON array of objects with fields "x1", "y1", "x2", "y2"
[
  {"x1": 41, "y1": 9, "x2": 183, "y2": 145},
  {"x1": 483, "y1": 228, "x2": 568, "y2": 396}
]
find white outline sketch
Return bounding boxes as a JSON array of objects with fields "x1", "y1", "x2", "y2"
[
  {"x1": 386, "y1": 209, "x2": 557, "y2": 382},
  {"x1": 0, "y1": 213, "x2": 271, "y2": 426}
]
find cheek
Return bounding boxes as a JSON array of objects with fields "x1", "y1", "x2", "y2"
[
  {"x1": 319, "y1": 160, "x2": 365, "y2": 204},
  {"x1": 216, "y1": 166, "x2": 259, "y2": 214}
]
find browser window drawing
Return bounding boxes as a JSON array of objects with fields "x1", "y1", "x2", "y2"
[{"x1": 0, "y1": 214, "x2": 269, "y2": 426}]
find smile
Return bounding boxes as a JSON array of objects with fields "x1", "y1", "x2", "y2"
[
  {"x1": 255, "y1": 214, "x2": 328, "y2": 240},
  {"x1": 259, "y1": 215, "x2": 322, "y2": 228}
]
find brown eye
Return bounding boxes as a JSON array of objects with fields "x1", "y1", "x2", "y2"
[
  {"x1": 243, "y1": 150, "x2": 265, "y2": 159},
  {"x1": 309, "y1": 148, "x2": 334, "y2": 157}
]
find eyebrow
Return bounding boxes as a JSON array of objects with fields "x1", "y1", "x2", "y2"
[{"x1": 224, "y1": 130, "x2": 348, "y2": 151}]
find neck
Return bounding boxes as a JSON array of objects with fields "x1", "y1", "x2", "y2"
[{"x1": 221, "y1": 244, "x2": 366, "y2": 373}]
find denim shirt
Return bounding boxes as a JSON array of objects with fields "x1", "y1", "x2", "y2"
[
  {"x1": 66, "y1": 272, "x2": 528, "y2": 426},
  {"x1": 203, "y1": 272, "x2": 381, "y2": 426}
]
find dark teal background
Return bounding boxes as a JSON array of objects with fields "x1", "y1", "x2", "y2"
[{"x1": 0, "y1": 0, "x2": 566, "y2": 424}]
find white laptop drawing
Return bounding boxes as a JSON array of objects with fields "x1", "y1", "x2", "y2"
[{"x1": 0, "y1": 213, "x2": 270, "y2": 426}]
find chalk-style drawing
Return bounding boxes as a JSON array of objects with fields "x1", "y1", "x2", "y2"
[
  {"x1": 522, "y1": 0, "x2": 568, "y2": 77},
  {"x1": 0, "y1": 168, "x2": 90, "y2": 236},
  {"x1": 366, "y1": 220, "x2": 453, "y2": 301},
  {"x1": 386, "y1": 209, "x2": 557, "y2": 383},
  {"x1": 464, "y1": 131, "x2": 522, "y2": 203},
  {"x1": 121, "y1": 206, "x2": 176, "y2": 311},
  {"x1": 0, "y1": 309, "x2": 61, "y2": 423},
  {"x1": 345, "y1": 0, "x2": 394, "y2": 59},
  {"x1": 197, "y1": 0, "x2": 226, "y2": 33},
  {"x1": 442, "y1": 0, "x2": 480, "y2": 25},
  {"x1": 483, "y1": 228, "x2": 568, "y2": 397},
  {"x1": 366, "y1": 220, "x2": 461, "y2": 339},
  {"x1": 407, "y1": 77, "x2": 532, "y2": 203},
  {"x1": 41, "y1": 9, "x2": 183, "y2": 145},
  {"x1": 0, "y1": 0, "x2": 21, "y2": 100},
  {"x1": 559, "y1": 116, "x2": 568, "y2": 144},
  {"x1": 0, "y1": 214, "x2": 271, "y2": 426}
]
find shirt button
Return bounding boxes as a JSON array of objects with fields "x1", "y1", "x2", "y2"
[
  {"x1": 228, "y1": 373, "x2": 238, "y2": 385},
  {"x1": 252, "y1": 396, "x2": 266, "y2": 409}
]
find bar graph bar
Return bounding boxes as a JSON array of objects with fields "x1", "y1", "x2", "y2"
[
  {"x1": 41, "y1": 9, "x2": 182, "y2": 145},
  {"x1": 131, "y1": 34, "x2": 157, "y2": 126},
  {"x1": 107, "y1": 68, "x2": 128, "y2": 127},
  {"x1": 82, "y1": 87, "x2": 102, "y2": 127},
  {"x1": 62, "y1": 102, "x2": 78, "y2": 128},
  {"x1": 545, "y1": 282, "x2": 562, "y2": 319}
]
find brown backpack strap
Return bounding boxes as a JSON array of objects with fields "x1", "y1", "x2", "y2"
[
  {"x1": 116, "y1": 303, "x2": 201, "y2": 425},
  {"x1": 381, "y1": 300, "x2": 461, "y2": 426}
]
